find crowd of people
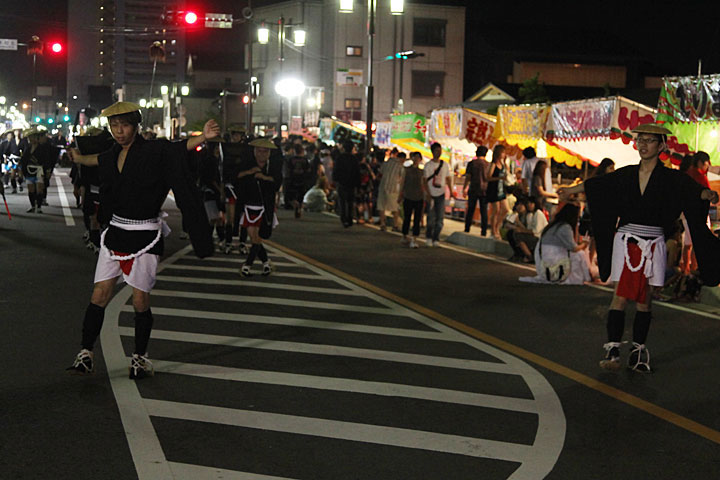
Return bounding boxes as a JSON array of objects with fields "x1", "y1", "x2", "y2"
[{"x1": 4, "y1": 107, "x2": 719, "y2": 378}]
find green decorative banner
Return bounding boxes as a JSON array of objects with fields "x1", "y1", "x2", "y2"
[{"x1": 391, "y1": 114, "x2": 427, "y2": 142}]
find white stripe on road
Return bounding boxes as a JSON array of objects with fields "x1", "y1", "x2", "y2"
[
  {"x1": 153, "y1": 359, "x2": 539, "y2": 414},
  {"x1": 163, "y1": 263, "x2": 324, "y2": 280},
  {"x1": 146, "y1": 399, "x2": 533, "y2": 463},
  {"x1": 54, "y1": 172, "x2": 75, "y2": 226},
  {"x1": 120, "y1": 305, "x2": 446, "y2": 340},
  {"x1": 118, "y1": 327, "x2": 516, "y2": 374},
  {"x1": 150, "y1": 289, "x2": 399, "y2": 315},
  {"x1": 168, "y1": 462, "x2": 297, "y2": 480},
  {"x1": 193, "y1": 256, "x2": 299, "y2": 267},
  {"x1": 155, "y1": 275, "x2": 364, "y2": 296}
]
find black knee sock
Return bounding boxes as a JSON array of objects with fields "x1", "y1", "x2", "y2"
[
  {"x1": 89, "y1": 230, "x2": 100, "y2": 248},
  {"x1": 81, "y1": 303, "x2": 106, "y2": 350},
  {"x1": 607, "y1": 309, "x2": 625, "y2": 343},
  {"x1": 10, "y1": 177, "x2": 16, "y2": 189},
  {"x1": 134, "y1": 309, "x2": 154, "y2": 355},
  {"x1": 240, "y1": 227, "x2": 248, "y2": 244},
  {"x1": 258, "y1": 244, "x2": 268, "y2": 263},
  {"x1": 28, "y1": 191, "x2": 36, "y2": 207},
  {"x1": 225, "y1": 224, "x2": 234, "y2": 245},
  {"x1": 83, "y1": 213, "x2": 91, "y2": 231},
  {"x1": 245, "y1": 244, "x2": 260, "y2": 266},
  {"x1": 215, "y1": 224, "x2": 224, "y2": 242},
  {"x1": 633, "y1": 311, "x2": 652, "y2": 345}
]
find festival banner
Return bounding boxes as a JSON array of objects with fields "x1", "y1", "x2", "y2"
[
  {"x1": 462, "y1": 109, "x2": 496, "y2": 146},
  {"x1": 609, "y1": 97, "x2": 656, "y2": 144},
  {"x1": 375, "y1": 121, "x2": 393, "y2": 147},
  {"x1": 547, "y1": 99, "x2": 614, "y2": 139},
  {"x1": 657, "y1": 74, "x2": 720, "y2": 123},
  {"x1": 429, "y1": 108, "x2": 462, "y2": 139},
  {"x1": 391, "y1": 113, "x2": 427, "y2": 142},
  {"x1": 494, "y1": 105, "x2": 551, "y2": 142}
]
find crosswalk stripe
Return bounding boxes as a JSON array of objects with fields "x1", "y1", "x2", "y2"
[
  {"x1": 151, "y1": 289, "x2": 399, "y2": 315},
  {"x1": 146, "y1": 399, "x2": 533, "y2": 463},
  {"x1": 118, "y1": 327, "x2": 516, "y2": 374},
  {"x1": 168, "y1": 462, "x2": 297, "y2": 480},
  {"x1": 155, "y1": 275, "x2": 364, "y2": 296},
  {"x1": 152, "y1": 359, "x2": 539, "y2": 414},
  {"x1": 191, "y1": 256, "x2": 299, "y2": 267},
  {"x1": 121, "y1": 305, "x2": 446, "y2": 340},
  {"x1": 164, "y1": 264, "x2": 324, "y2": 279}
]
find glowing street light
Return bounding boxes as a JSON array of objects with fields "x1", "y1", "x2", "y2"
[
  {"x1": 275, "y1": 78, "x2": 306, "y2": 98},
  {"x1": 258, "y1": 24, "x2": 270, "y2": 44},
  {"x1": 181, "y1": 85, "x2": 190, "y2": 96},
  {"x1": 293, "y1": 29, "x2": 306, "y2": 46},
  {"x1": 339, "y1": 0, "x2": 353, "y2": 13},
  {"x1": 139, "y1": 98, "x2": 147, "y2": 107}
]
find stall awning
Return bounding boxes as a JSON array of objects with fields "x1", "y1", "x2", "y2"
[
  {"x1": 494, "y1": 104, "x2": 585, "y2": 168},
  {"x1": 544, "y1": 96, "x2": 657, "y2": 169},
  {"x1": 657, "y1": 75, "x2": 720, "y2": 166},
  {"x1": 390, "y1": 113, "x2": 450, "y2": 160}
]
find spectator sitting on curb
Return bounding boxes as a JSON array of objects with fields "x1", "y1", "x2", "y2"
[{"x1": 506, "y1": 197, "x2": 548, "y2": 263}]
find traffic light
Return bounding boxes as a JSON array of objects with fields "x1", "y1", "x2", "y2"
[
  {"x1": 183, "y1": 11, "x2": 198, "y2": 25},
  {"x1": 385, "y1": 50, "x2": 424, "y2": 60},
  {"x1": 50, "y1": 42, "x2": 63, "y2": 54},
  {"x1": 161, "y1": 8, "x2": 202, "y2": 26},
  {"x1": 242, "y1": 94, "x2": 250, "y2": 104}
]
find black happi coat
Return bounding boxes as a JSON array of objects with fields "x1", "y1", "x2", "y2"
[
  {"x1": 20, "y1": 142, "x2": 55, "y2": 178},
  {"x1": 585, "y1": 162, "x2": 720, "y2": 286},
  {"x1": 237, "y1": 152, "x2": 283, "y2": 239},
  {"x1": 97, "y1": 135, "x2": 213, "y2": 258}
]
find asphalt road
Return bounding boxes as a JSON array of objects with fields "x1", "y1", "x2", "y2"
[{"x1": 1, "y1": 170, "x2": 719, "y2": 479}]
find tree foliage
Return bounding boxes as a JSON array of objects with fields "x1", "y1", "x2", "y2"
[{"x1": 518, "y1": 73, "x2": 549, "y2": 104}]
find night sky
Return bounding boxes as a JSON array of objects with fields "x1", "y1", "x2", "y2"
[{"x1": 1, "y1": 0, "x2": 718, "y2": 105}]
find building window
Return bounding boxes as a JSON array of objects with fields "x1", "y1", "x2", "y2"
[
  {"x1": 412, "y1": 70, "x2": 444, "y2": 97},
  {"x1": 346, "y1": 46, "x2": 363, "y2": 57},
  {"x1": 413, "y1": 18, "x2": 446, "y2": 47},
  {"x1": 344, "y1": 98, "x2": 362, "y2": 109}
]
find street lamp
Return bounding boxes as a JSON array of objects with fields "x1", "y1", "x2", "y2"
[
  {"x1": 255, "y1": 17, "x2": 306, "y2": 136},
  {"x1": 339, "y1": 0, "x2": 404, "y2": 156}
]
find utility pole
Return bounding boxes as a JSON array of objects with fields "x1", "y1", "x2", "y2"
[{"x1": 365, "y1": 0, "x2": 376, "y2": 157}]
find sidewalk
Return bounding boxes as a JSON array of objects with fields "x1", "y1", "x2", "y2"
[{"x1": 430, "y1": 215, "x2": 720, "y2": 317}]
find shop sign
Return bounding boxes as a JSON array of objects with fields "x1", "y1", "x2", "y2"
[
  {"x1": 289, "y1": 116, "x2": 303, "y2": 134},
  {"x1": 336, "y1": 69, "x2": 363, "y2": 87},
  {"x1": 430, "y1": 108, "x2": 462, "y2": 138},
  {"x1": 463, "y1": 110, "x2": 494, "y2": 146},
  {"x1": 391, "y1": 113, "x2": 426, "y2": 142},
  {"x1": 319, "y1": 118, "x2": 335, "y2": 141},
  {"x1": 549, "y1": 99, "x2": 614, "y2": 139},
  {"x1": 658, "y1": 74, "x2": 720, "y2": 122},
  {"x1": 496, "y1": 105, "x2": 549, "y2": 140},
  {"x1": 375, "y1": 121, "x2": 393, "y2": 147}
]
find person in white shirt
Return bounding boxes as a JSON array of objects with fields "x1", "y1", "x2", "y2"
[
  {"x1": 423, "y1": 142, "x2": 453, "y2": 247},
  {"x1": 520, "y1": 147, "x2": 555, "y2": 205},
  {"x1": 506, "y1": 197, "x2": 548, "y2": 262}
]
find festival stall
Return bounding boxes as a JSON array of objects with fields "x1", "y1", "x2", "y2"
[
  {"x1": 657, "y1": 75, "x2": 720, "y2": 168},
  {"x1": 318, "y1": 117, "x2": 366, "y2": 146},
  {"x1": 544, "y1": 96, "x2": 657, "y2": 171},
  {"x1": 494, "y1": 103, "x2": 584, "y2": 169},
  {"x1": 390, "y1": 113, "x2": 449, "y2": 161}
]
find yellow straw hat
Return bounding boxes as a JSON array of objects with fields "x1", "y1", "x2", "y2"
[
  {"x1": 632, "y1": 123, "x2": 672, "y2": 135},
  {"x1": 100, "y1": 101, "x2": 141, "y2": 117},
  {"x1": 249, "y1": 138, "x2": 277, "y2": 149}
]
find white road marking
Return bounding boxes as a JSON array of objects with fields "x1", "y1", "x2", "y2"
[
  {"x1": 150, "y1": 289, "x2": 401, "y2": 315},
  {"x1": 155, "y1": 275, "x2": 363, "y2": 296},
  {"x1": 117, "y1": 326, "x2": 518, "y2": 374},
  {"x1": 168, "y1": 463, "x2": 297, "y2": 480},
  {"x1": 163, "y1": 263, "x2": 324, "y2": 280},
  {"x1": 121, "y1": 305, "x2": 447, "y2": 340},
  {"x1": 53, "y1": 173, "x2": 75, "y2": 226},
  {"x1": 152, "y1": 359, "x2": 539, "y2": 414},
  {"x1": 196, "y1": 256, "x2": 299, "y2": 267},
  {"x1": 146, "y1": 399, "x2": 534, "y2": 463},
  {"x1": 103, "y1": 245, "x2": 566, "y2": 480}
]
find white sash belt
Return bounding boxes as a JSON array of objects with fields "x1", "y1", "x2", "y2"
[
  {"x1": 101, "y1": 212, "x2": 170, "y2": 261},
  {"x1": 617, "y1": 224, "x2": 664, "y2": 277}
]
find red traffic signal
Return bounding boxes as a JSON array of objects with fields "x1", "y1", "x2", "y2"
[
  {"x1": 184, "y1": 11, "x2": 198, "y2": 24},
  {"x1": 242, "y1": 94, "x2": 250, "y2": 104},
  {"x1": 50, "y1": 42, "x2": 63, "y2": 53}
]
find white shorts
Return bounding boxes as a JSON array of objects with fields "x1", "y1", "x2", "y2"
[
  {"x1": 93, "y1": 247, "x2": 159, "y2": 293},
  {"x1": 609, "y1": 226, "x2": 666, "y2": 287}
]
